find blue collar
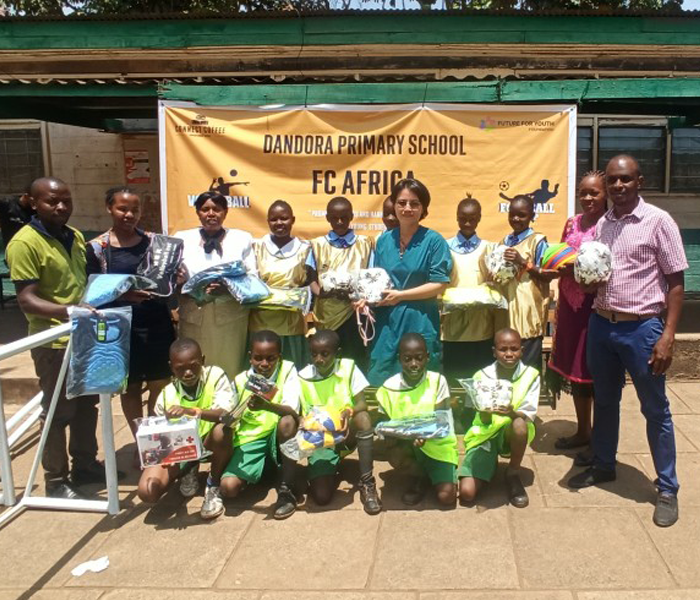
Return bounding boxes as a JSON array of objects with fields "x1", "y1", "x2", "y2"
[
  {"x1": 449, "y1": 232, "x2": 481, "y2": 254},
  {"x1": 327, "y1": 230, "x2": 356, "y2": 248},
  {"x1": 504, "y1": 228, "x2": 534, "y2": 247},
  {"x1": 29, "y1": 215, "x2": 75, "y2": 255}
]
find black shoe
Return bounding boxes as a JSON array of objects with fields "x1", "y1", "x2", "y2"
[
  {"x1": 46, "y1": 482, "x2": 87, "y2": 500},
  {"x1": 573, "y1": 450, "x2": 594, "y2": 467},
  {"x1": 359, "y1": 476, "x2": 382, "y2": 515},
  {"x1": 506, "y1": 472, "x2": 529, "y2": 508},
  {"x1": 71, "y1": 460, "x2": 125, "y2": 486},
  {"x1": 568, "y1": 466, "x2": 616, "y2": 489},
  {"x1": 273, "y1": 484, "x2": 297, "y2": 520},
  {"x1": 653, "y1": 492, "x2": 679, "y2": 528},
  {"x1": 402, "y1": 477, "x2": 428, "y2": 506}
]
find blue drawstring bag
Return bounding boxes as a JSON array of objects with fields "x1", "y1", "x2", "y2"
[
  {"x1": 82, "y1": 274, "x2": 157, "y2": 308},
  {"x1": 137, "y1": 234, "x2": 184, "y2": 296},
  {"x1": 67, "y1": 307, "x2": 132, "y2": 398}
]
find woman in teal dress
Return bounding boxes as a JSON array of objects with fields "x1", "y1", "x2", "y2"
[{"x1": 366, "y1": 178, "x2": 453, "y2": 386}]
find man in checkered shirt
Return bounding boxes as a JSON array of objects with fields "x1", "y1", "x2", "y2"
[{"x1": 568, "y1": 154, "x2": 687, "y2": 528}]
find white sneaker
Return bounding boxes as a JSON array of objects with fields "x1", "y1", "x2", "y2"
[
  {"x1": 179, "y1": 464, "x2": 199, "y2": 498},
  {"x1": 201, "y1": 485, "x2": 224, "y2": 520}
]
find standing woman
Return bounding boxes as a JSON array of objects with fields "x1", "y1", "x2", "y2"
[
  {"x1": 87, "y1": 187, "x2": 176, "y2": 437},
  {"x1": 548, "y1": 171, "x2": 608, "y2": 449},
  {"x1": 250, "y1": 200, "x2": 312, "y2": 369},
  {"x1": 366, "y1": 178, "x2": 453, "y2": 386},
  {"x1": 174, "y1": 191, "x2": 256, "y2": 379}
]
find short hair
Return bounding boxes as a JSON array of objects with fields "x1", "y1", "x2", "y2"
[
  {"x1": 399, "y1": 332, "x2": 427, "y2": 352},
  {"x1": 327, "y1": 196, "x2": 352, "y2": 213},
  {"x1": 169, "y1": 337, "x2": 202, "y2": 358},
  {"x1": 29, "y1": 177, "x2": 68, "y2": 198},
  {"x1": 606, "y1": 154, "x2": 642, "y2": 177},
  {"x1": 509, "y1": 194, "x2": 535, "y2": 214},
  {"x1": 268, "y1": 199, "x2": 293, "y2": 216},
  {"x1": 390, "y1": 178, "x2": 431, "y2": 213},
  {"x1": 493, "y1": 327, "x2": 522, "y2": 345},
  {"x1": 105, "y1": 186, "x2": 139, "y2": 207},
  {"x1": 194, "y1": 191, "x2": 228, "y2": 212},
  {"x1": 250, "y1": 329, "x2": 282, "y2": 352},
  {"x1": 457, "y1": 195, "x2": 481, "y2": 213},
  {"x1": 309, "y1": 329, "x2": 341, "y2": 351}
]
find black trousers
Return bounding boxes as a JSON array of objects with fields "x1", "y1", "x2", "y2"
[{"x1": 31, "y1": 346, "x2": 98, "y2": 485}]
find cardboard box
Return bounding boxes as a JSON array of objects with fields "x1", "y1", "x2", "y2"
[{"x1": 136, "y1": 416, "x2": 203, "y2": 468}]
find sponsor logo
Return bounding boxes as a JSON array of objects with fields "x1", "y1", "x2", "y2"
[
  {"x1": 174, "y1": 114, "x2": 226, "y2": 136},
  {"x1": 187, "y1": 169, "x2": 251, "y2": 209},
  {"x1": 480, "y1": 116, "x2": 556, "y2": 132},
  {"x1": 497, "y1": 179, "x2": 560, "y2": 214}
]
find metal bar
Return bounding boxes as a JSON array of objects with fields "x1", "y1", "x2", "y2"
[
  {"x1": 6, "y1": 393, "x2": 42, "y2": 431},
  {"x1": 22, "y1": 496, "x2": 109, "y2": 512},
  {"x1": 8, "y1": 407, "x2": 41, "y2": 448},
  {"x1": 23, "y1": 340, "x2": 71, "y2": 500},
  {"x1": 99, "y1": 393, "x2": 119, "y2": 515},
  {"x1": 0, "y1": 382, "x2": 16, "y2": 507},
  {"x1": 0, "y1": 323, "x2": 70, "y2": 361},
  {"x1": 0, "y1": 500, "x2": 25, "y2": 526}
]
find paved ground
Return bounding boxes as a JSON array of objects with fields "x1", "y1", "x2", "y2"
[{"x1": 1, "y1": 383, "x2": 700, "y2": 600}]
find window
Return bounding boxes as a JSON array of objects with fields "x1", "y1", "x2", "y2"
[
  {"x1": 671, "y1": 128, "x2": 700, "y2": 192},
  {"x1": 597, "y1": 127, "x2": 666, "y2": 191},
  {"x1": 576, "y1": 126, "x2": 593, "y2": 181},
  {"x1": 0, "y1": 127, "x2": 44, "y2": 195}
]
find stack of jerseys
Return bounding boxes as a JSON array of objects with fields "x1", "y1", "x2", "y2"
[
  {"x1": 254, "y1": 286, "x2": 313, "y2": 314},
  {"x1": 458, "y1": 378, "x2": 513, "y2": 412},
  {"x1": 67, "y1": 306, "x2": 132, "y2": 398},
  {"x1": 486, "y1": 245, "x2": 518, "y2": 284},
  {"x1": 280, "y1": 407, "x2": 348, "y2": 460},
  {"x1": 182, "y1": 260, "x2": 271, "y2": 306},
  {"x1": 349, "y1": 268, "x2": 393, "y2": 304},
  {"x1": 83, "y1": 273, "x2": 157, "y2": 307},
  {"x1": 136, "y1": 234, "x2": 184, "y2": 296},
  {"x1": 375, "y1": 410, "x2": 453, "y2": 440},
  {"x1": 575, "y1": 241, "x2": 613, "y2": 285},
  {"x1": 441, "y1": 284, "x2": 508, "y2": 313},
  {"x1": 540, "y1": 243, "x2": 577, "y2": 271}
]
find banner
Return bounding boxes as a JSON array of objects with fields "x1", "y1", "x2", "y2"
[{"x1": 159, "y1": 102, "x2": 576, "y2": 243}]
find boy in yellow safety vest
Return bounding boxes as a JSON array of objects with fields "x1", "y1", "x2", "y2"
[
  {"x1": 376, "y1": 332, "x2": 458, "y2": 507},
  {"x1": 297, "y1": 329, "x2": 382, "y2": 515},
  {"x1": 137, "y1": 338, "x2": 236, "y2": 521},
  {"x1": 220, "y1": 330, "x2": 301, "y2": 520},
  {"x1": 459, "y1": 328, "x2": 540, "y2": 508}
]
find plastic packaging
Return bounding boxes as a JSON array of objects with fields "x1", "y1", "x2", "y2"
[
  {"x1": 82, "y1": 273, "x2": 157, "y2": 308},
  {"x1": 320, "y1": 270, "x2": 355, "y2": 293},
  {"x1": 486, "y1": 245, "x2": 519, "y2": 284},
  {"x1": 221, "y1": 273, "x2": 271, "y2": 304},
  {"x1": 540, "y1": 243, "x2": 577, "y2": 271},
  {"x1": 254, "y1": 286, "x2": 313, "y2": 314},
  {"x1": 136, "y1": 234, "x2": 184, "y2": 296},
  {"x1": 279, "y1": 406, "x2": 349, "y2": 460},
  {"x1": 182, "y1": 261, "x2": 270, "y2": 305},
  {"x1": 135, "y1": 416, "x2": 203, "y2": 468},
  {"x1": 458, "y1": 378, "x2": 513, "y2": 411},
  {"x1": 67, "y1": 307, "x2": 132, "y2": 398},
  {"x1": 441, "y1": 284, "x2": 508, "y2": 313},
  {"x1": 574, "y1": 241, "x2": 613, "y2": 285},
  {"x1": 349, "y1": 268, "x2": 393, "y2": 304},
  {"x1": 375, "y1": 410, "x2": 454, "y2": 440}
]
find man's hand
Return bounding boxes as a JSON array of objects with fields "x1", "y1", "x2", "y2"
[{"x1": 649, "y1": 332, "x2": 674, "y2": 376}]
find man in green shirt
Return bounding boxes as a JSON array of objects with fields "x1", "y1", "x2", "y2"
[{"x1": 7, "y1": 177, "x2": 108, "y2": 500}]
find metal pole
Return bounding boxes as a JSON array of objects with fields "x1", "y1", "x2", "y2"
[
  {"x1": 6, "y1": 393, "x2": 42, "y2": 431},
  {"x1": 99, "y1": 393, "x2": 119, "y2": 515},
  {"x1": 8, "y1": 407, "x2": 42, "y2": 448},
  {"x1": 23, "y1": 341, "x2": 71, "y2": 500},
  {"x1": 0, "y1": 382, "x2": 16, "y2": 507}
]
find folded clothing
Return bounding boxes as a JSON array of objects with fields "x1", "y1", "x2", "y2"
[
  {"x1": 253, "y1": 286, "x2": 313, "y2": 314},
  {"x1": 67, "y1": 306, "x2": 132, "y2": 398},
  {"x1": 320, "y1": 270, "x2": 354, "y2": 293},
  {"x1": 83, "y1": 274, "x2": 157, "y2": 308},
  {"x1": 136, "y1": 234, "x2": 184, "y2": 296},
  {"x1": 182, "y1": 261, "x2": 270, "y2": 305},
  {"x1": 375, "y1": 410, "x2": 453, "y2": 440},
  {"x1": 458, "y1": 378, "x2": 513, "y2": 412},
  {"x1": 279, "y1": 407, "x2": 349, "y2": 460},
  {"x1": 349, "y1": 268, "x2": 393, "y2": 304},
  {"x1": 441, "y1": 284, "x2": 507, "y2": 312}
]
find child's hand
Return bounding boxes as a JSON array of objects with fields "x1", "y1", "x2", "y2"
[
  {"x1": 176, "y1": 265, "x2": 188, "y2": 286},
  {"x1": 165, "y1": 406, "x2": 187, "y2": 419},
  {"x1": 503, "y1": 248, "x2": 525, "y2": 266},
  {"x1": 339, "y1": 408, "x2": 354, "y2": 434},
  {"x1": 413, "y1": 437, "x2": 426, "y2": 448},
  {"x1": 247, "y1": 395, "x2": 271, "y2": 411}
]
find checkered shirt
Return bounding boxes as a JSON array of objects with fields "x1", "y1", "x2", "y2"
[{"x1": 594, "y1": 197, "x2": 688, "y2": 316}]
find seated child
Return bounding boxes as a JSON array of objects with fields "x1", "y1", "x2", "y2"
[
  {"x1": 137, "y1": 338, "x2": 236, "y2": 521},
  {"x1": 220, "y1": 330, "x2": 301, "y2": 520},
  {"x1": 307, "y1": 196, "x2": 374, "y2": 370},
  {"x1": 499, "y1": 195, "x2": 555, "y2": 371},
  {"x1": 376, "y1": 332, "x2": 458, "y2": 507},
  {"x1": 459, "y1": 327, "x2": 539, "y2": 508},
  {"x1": 296, "y1": 329, "x2": 381, "y2": 515}
]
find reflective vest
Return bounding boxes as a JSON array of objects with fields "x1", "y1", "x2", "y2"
[
  {"x1": 161, "y1": 365, "x2": 224, "y2": 439},
  {"x1": 464, "y1": 365, "x2": 539, "y2": 453},
  {"x1": 376, "y1": 371, "x2": 459, "y2": 466},
  {"x1": 298, "y1": 358, "x2": 356, "y2": 415},
  {"x1": 232, "y1": 360, "x2": 295, "y2": 447}
]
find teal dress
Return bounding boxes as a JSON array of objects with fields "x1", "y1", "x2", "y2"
[{"x1": 368, "y1": 226, "x2": 452, "y2": 386}]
